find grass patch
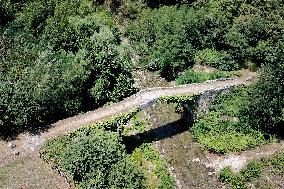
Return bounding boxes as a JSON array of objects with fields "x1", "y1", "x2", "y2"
[
  {"x1": 123, "y1": 113, "x2": 147, "y2": 135},
  {"x1": 218, "y1": 151, "x2": 284, "y2": 189},
  {"x1": 129, "y1": 143, "x2": 175, "y2": 189},
  {"x1": 191, "y1": 112, "x2": 267, "y2": 153},
  {"x1": 176, "y1": 69, "x2": 239, "y2": 85},
  {"x1": 0, "y1": 157, "x2": 68, "y2": 188},
  {"x1": 191, "y1": 87, "x2": 274, "y2": 153},
  {"x1": 270, "y1": 153, "x2": 284, "y2": 176}
]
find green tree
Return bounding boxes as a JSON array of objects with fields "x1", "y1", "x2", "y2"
[
  {"x1": 242, "y1": 37, "x2": 284, "y2": 134},
  {"x1": 60, "y1": 129, "x2": 145, "y2": 188}
]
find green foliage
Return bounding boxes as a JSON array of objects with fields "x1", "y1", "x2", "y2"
[
  {"x1": 40, "y1": 111, "x2": 145, "y2": 189},
  {"x1": 218, "y1": 161, "x2": 263, "y2": 189},
  {"x1": 194, "y1": 49, "x2": 239, "y2": 70},
  {"x1": 176, "y1": 69, "x2": 239, "y2": 85},
  {"x1": 271, "y1": 152, "x2": 284, "y2": 175},
  {"x1": 218, "y1": 167, "x2": 234, "y2": 183},
  {"x1": 159, "y1": 94, "x2": 198, "y2": 114},
  {"x1": 40, "y1": 108, "x2": 140, "y2": 162},
  {"x1": 219, "y1": 151, "x2": 284, "y2": 188},
  {"x1": 158, "y1": 94, "x2": 197, "y2": 105},
  {"x1": 119, "y1": 0, "x2": 147, "y2": 19},
  {"x1": 212, "y1": 87, "x2": 252, "y2": 117},
  {"x1": 127, "y1": 6, "x2": 196, "y2": 79},
  {"x1": 40, "y1": 109, "x2": 175, "y2": 189},
  {"x1": 107, "y1": 158, "x2": 145, "y2": 189},
  {"x1": 0, "y1": 1, "x2": 135, "y2": 133},
  {"x1": 241, "y1": 161, "x2": 263, "y2": 182},
  {"x1": 191, "y1": 87, "x2": 272, "y2": 153},
  {"x1": 129, "y1": 143, "x2": 175, "y2": 189},
  {"x1": 243, "y1": 63, "x2": 284, "y2": 134},
  {"x1": 61, "y1": 131, "x2": 123, "y2": 184},
  {"x1": 192, "y1": 112, "x2": 267, "y2": 153},
  {"x1": 131, "y1": 115, "x2": 146, "y2": 132},
  {"x1": 69, "y1": 108, "x2": 141, "y2": 136},
  {"x1": 127, "y1": 1, "x2": 284, "y2": 78},
  {"x1": 0, "y1": 0, "x2": 26, "y2": 26},
  {"x1": 60, "y1": 129, "x2": 144, "y2": 189}
]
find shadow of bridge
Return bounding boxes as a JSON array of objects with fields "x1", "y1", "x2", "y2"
[{"x1": 123, "y1": 119, "x2": 191, "y2": 153}]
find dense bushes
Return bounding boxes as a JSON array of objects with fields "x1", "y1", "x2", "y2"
[
  {"x1": 42, "y1": 128, "x2": 145, "y2": 188},
  {"x1": 246, "y1": 64, "x2": 284, "y2": 133},
  {"x1": 126, "y1": 6, "x2": 196, "y2": 79},
  {"x1": 0, "y1": 0, "x2": 134, "y2": 133},
  {"x1": 176, "y1": 69, "x2": 238, "y2": 85},
  {"x1": 191, "y1": 61, "x2": 283, "y2": 152},
  {"x1": 60, "y1": 129, "x2": 144, "y2": 188},
  {"x1": 191, "y1": 87, "x2": 272, "y2": 153},
  {"x1": 126, "y1": 0, "x2": 284, "y2": 140},
  {"x1": 242, "y1": 39, "x2": 284, "y2": 134},
  {"x1": 191, "y1": 112, "x2": 267, "y2": 153},
  {"x1": 127, "y1": 1, "x2": 284, "y2": 79}
]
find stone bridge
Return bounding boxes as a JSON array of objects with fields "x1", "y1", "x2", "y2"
[{"x1": 44, "y1": 78, "x2": 250, "y2": 140}]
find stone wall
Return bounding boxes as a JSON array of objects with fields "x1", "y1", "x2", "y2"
[{"x1": 182, "y1": 85, "x2": 237, "y2": 124}]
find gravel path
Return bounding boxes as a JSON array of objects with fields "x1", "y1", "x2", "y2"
[
  {"x1": 0, "y1": 78, "x2": 249, "y2": 165},
  {"x1": 44, "y1": 78, "x2": 249, "y2": 140},
  {"x1": 0, "y1": 77, "x2": 252, "y2": 188},
  {"x1": 2, "y1": 75, "x2": 284, "y2": 188}
]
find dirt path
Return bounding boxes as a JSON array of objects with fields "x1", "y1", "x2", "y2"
[
  {"x1": 204, "y1": 140, "x2": 284, "y2": 173},
  {"x1": 1, "y1": 78, "x2": 250, "y2": 162},
  {"x1": 0, "y1": 77, "x2": 253, "y2": 188}
]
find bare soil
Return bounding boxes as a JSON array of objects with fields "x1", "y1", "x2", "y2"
[
  {"x1": 0, "y1": 156, "x2": 70, "y2": 189},
  {"x1": 205, "y1": 140, "x2": 284, "y2": 173},
  {"x1": 132, "y1": 69, "x2": 175, "y2": 89}
]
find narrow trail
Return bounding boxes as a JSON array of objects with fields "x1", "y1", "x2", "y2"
[
  {"x1": 0, "y1": 78, "x2": 249, "y2": 166},
  {"x1": 1, "y1": 75, "x2": 284, "y2": 188},
  {"x1": 205, "y1": 140, "x2": 284, "y2": 173}
]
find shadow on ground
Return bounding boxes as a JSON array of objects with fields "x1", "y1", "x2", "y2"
[
  {"x1": 123, "y1": 119, "x2": 190, "y2": 153},
  {"x1": 0, "y1": 123, "x2": 53, "y2": 141}
]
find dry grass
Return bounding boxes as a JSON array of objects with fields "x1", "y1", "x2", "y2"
[{"x1": 0, "y1": 156, "x2": 70, "y2": 189}]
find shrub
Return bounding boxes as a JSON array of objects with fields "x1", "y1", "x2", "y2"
[
  {"x1": 119, "y1": 0, "x2": 146, "y2": 19},
  {"x1": 218, "y1": 166, "x2": 234, "y2": 183},
  {"x1": 129, "y1": 143, "x2": 175, "y2": 188},
  {"x1": 60, "y1": 129, "x2": 145, "y2": 188},
  {"x1": 127, "y1": 6, "x2": 196, "y2": 79},
  {"x1": 218, "y1": 161, "x2": 263, "y2": 189},
  {"x1": 218, "y1": 152, "x2": 284, "y2": 189},
  {"x1": 107, "y1": 159, "x2": 145, "y2": 189},
  {"x1": 243, "y1": 62, "x2": 284, "y2": 134},
  {"x1": 176, "y1": 69, "x2": 237, "y2": 85},
  {"x1": 218, "y1": 167, "x2": 245, "y2": 189},
  {"x1": 191, "y1": 87, "x2": 270, "y2": 153},
  {"x1": 127, "y1": 1, "x2": 284, "y2": 78},
  {"x1": 271, "y1": 152, "x2": 284, "y2": 175},
  {"x1": 241, "y1": 161, "x2": 263, "y2": 182},
  {"x1": 0, "y1": 5, "x2": 135, "y2": 133},
  {"x1": 192, "y1": 115, "x2": 266, "y2": 153},
  {"x1": 194, "y1": 49, "x2": 239, "y2": 70}
]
